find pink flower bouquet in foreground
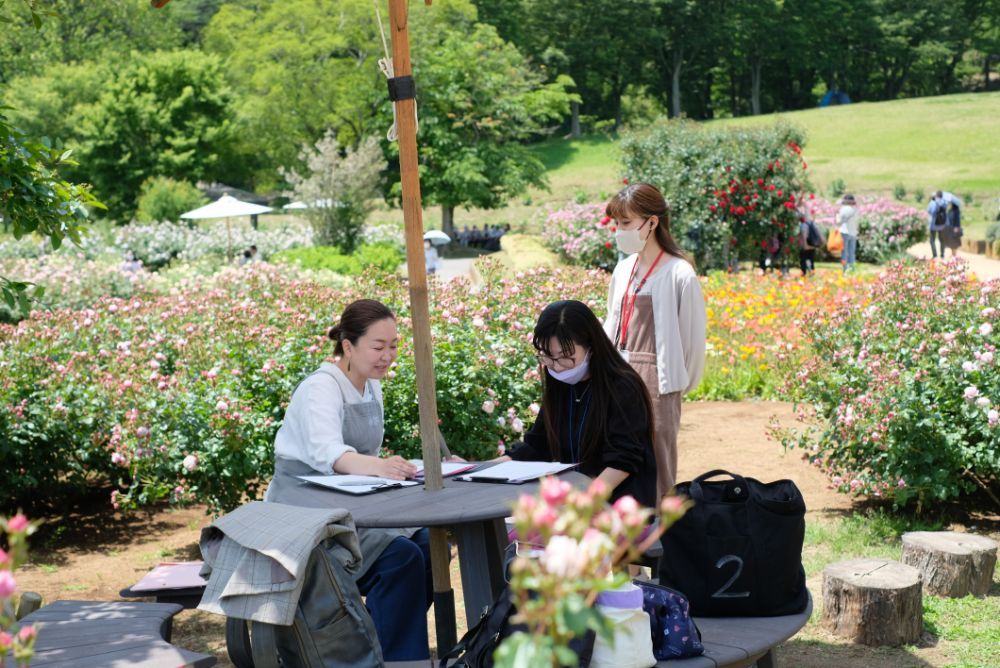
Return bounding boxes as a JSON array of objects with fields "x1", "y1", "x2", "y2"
[
  {"x1": 494, "y1": 478, "x2": 690, "y2": 667},
  {"x1": 1, "y1": 513, "x2": 39, "y2": 668}
]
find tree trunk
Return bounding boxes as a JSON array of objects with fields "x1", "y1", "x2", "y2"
[
  {"x1": 441, "y1": 205, "x2": 455, "y2": 240},
  {"x1": 901, "y1": 531, "x2": 998, "y2": 598},
  {"x1": 614, "y1": 91, "x2": 623, "y2": 130},
  {"x1": 822, "y1": 558, "x2": 922, "y2": 647},
  {"x1": 984, "y1": 54, "x2": 992, "y2": 91},
  {"x1": 671, "y1": 52, "x2": 683, "y2": 119},
  {"x1": 570, "y1": 101, "x2": 581, "y2": 137},
  {"x1": 751, "y1": 61, "x2": 762, "y2": 116}
]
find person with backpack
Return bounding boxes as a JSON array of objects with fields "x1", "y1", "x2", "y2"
[
  {"x1": 264, "y1": 299, "x2": 432, "y2": 661},
  {"x1": 928, "y1": 191, "x2": 948, "y2": 258},
  {"x1": 939, "y1": 196, "x2": 963, "y2": 257},
  {"x1": 798, "y1": 207, "x2": 822, "y2": 275}
]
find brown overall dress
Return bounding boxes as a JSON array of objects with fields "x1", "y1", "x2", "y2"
[{"x1": 622, "y1": 293, "x2": 682, "y2": 501}]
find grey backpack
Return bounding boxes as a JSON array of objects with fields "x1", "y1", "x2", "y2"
[{"x1": 227, "y1": 538, "x2": 384, "y2": 668}]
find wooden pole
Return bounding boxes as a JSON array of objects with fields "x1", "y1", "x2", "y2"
[{"x1": 386, "y1": 0, "x2": 456, "y2": 654}]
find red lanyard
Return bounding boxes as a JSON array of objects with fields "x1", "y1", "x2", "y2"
[{"x1": 618, "y1": 251, "x2": 665, "y2": 349}]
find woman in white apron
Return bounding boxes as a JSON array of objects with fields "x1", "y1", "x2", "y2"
[
  {"x1": 604, "y1": 183, "x2": 707, "y2": 502},
  {"x1": 264, "y1": 299, "x2": 431, "y2": 661}
]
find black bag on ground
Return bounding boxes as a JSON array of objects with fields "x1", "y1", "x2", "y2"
[
  {"x1": 658, "y1": 469, "x2": 808, "y2": 617},
  {"x1": 439, "y1": 584, "x2": 594, "y2": 668}
]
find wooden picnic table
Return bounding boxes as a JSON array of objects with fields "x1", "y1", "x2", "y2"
[{"x1": 274, "y1": 470, "x2": 591, "y2": 628}]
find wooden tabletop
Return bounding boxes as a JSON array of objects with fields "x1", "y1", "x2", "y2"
[{"x1": 282, "y1": 470, "x2": 591, "y2": 528}]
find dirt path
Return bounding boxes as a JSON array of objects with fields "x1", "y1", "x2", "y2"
[{"x1": 13, "y1": 401, "x2": 981, "y2": 666}]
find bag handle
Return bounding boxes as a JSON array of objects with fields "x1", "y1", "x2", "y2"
[{"x1": 688, "y1": 470, "x2": 748, "y2": 500}]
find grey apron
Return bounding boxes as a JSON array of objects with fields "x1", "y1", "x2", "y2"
[{"x1": 264, "y1": 368, "x2": 416, "y2": 578}]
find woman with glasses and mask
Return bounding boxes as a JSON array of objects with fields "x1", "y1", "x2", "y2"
[
  {"x1": 503, "y1": 299, "x2": 657, "y2": 507},
  {"x1": 263, "y1": 299, "x2": 431, "y2": 662},
  {"x1": 604, "y1": 183, "x2": 707, "y2": 502}
]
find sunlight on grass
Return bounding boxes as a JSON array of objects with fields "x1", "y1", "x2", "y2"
[
  {"x1": 491, "y1": 233, "x2": 563, "y2": 272},
  {"x1": 802, "y1": 509, "x2": 943, "y2": 576}
]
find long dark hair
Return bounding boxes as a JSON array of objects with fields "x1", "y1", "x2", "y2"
[
  {"x1": 532, "y1": 300, "x2": 654, "y2": 468},
  {"x1": 606, "y1": 182, "x2": 691, "y2": 264},
  {"x1": 328, "y1": 299, "x2": 395, "y2": 355}
]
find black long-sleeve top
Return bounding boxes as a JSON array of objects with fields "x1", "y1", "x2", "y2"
[{"x1": 509, "y1": 377, "x2": 656, "y2": 508}]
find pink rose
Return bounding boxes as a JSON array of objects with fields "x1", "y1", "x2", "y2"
[
  {"x1": 6, "y1": 513, "x2": 29, "y2": 532},
  {"x1": 540, "y1": 477, "x2": 570, "y2": 506},
  {"x1": 0, "y1": 570, "x2": 16, "y2": 598}
]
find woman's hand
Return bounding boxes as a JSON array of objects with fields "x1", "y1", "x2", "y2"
[
  {"x1": 376, "y1": 455, "x2": 418, "y2": 480},
  {"x1": 491, "y1": 455, "x2": 512, "y2": 463},
  {"x1": 334, "y1": 452, "x2": 417, "y2": 479},
  {"x1": 444, "y1": 454, "x2": 467, "y2": 463}
]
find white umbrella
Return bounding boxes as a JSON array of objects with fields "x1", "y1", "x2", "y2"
[
  {"x1": 282, "y1": 201, "x2": 309, "y2": 210},
  {"x1": 423, "y1": 230, "x2": 451, "y2": 246},
  {"x1": 941, "y1": 192, "x2": 963, "y2": 207},
  {"x1": 181, "y1": 195, "x2": 272, "y2": 257}
]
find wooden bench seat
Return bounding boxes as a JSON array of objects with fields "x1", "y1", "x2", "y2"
[{"x1": 12, "y1": 600, "x2": 216, "y2": 668}]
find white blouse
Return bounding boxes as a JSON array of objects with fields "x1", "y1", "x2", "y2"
[
  {"x1": 837, "y1": 206, "x2": 859, "y2": 236},
  {"x1": 273, "y1": 362, "x2": 384, "y2": 473},
  {"x1": 605, "y1": 255, "x2": 707, "y2": 396}
]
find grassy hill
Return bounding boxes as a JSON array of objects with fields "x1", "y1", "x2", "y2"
[
  {"x1": 354, "y1": 92, "x2": 1000, "y2": 238},
  {"x1": 716, "y1": 92, "x2": 1000, "y2": 197}
]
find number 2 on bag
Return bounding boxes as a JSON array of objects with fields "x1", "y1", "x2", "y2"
[{"x1": 711, "y1": 555, "x2": 750, "y2": 599}]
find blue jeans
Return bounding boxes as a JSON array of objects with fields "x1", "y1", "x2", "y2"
[
  {"x1": 842, "y1": 234, "x2": 857, "y2": 272},
  {"x1": 929, "y1": 229, "x2": 942, "y2": 257},
  {"x1": 356, "y1": 529, "x2": 433, "y2": 660}
]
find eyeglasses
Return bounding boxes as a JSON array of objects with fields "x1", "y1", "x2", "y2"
[{"x1": 534, "y1": 352, "x2": 578, "y2": 370}]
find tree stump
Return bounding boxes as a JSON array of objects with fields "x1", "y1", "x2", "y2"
[
  {"x1": 901, "y1": 531, "x2": 998, "y2": 598},
  {"x1": 822, "y1": 558, "x2": 922, "y2": 646}
]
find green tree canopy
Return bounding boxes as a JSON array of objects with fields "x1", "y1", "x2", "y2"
[
  {"x1": 405, "y1": 21, "x2": 576, "y2": 234},
  {"x1": 0, "y1": 0, "x2": 183, "y2": 83},
  {"x1": 73, "y1": 49, "x2": 238, "y2": 220}
]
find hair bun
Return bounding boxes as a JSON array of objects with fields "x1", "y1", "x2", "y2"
[{"x1": 328, "y1": 324, "x2": 342, "y2": 341}]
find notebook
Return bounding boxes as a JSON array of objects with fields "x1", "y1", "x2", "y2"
[
  {"x1": 454, "y1": 461, "x2": 577, "y2": 484},
  {"x1": 298, "y1": 474, "x2": 420, "y2": 495}
]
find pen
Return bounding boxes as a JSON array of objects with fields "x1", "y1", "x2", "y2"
[
  {"x1": 338, "y1": 480, "x2": 396, "y2": 487},
  {"x1": 458, "y1": 476, "x2": 513, "y2": 484}
]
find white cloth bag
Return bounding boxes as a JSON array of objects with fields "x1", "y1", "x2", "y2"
[{"x1": 589, "y1": 582, "x2": 656, "y2": 668}]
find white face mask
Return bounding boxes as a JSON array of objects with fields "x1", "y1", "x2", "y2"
[
  {"x1": 546, "y1": 356, "x2": 590, "y2": 385},
  {"x1": 615, "y1": 219, "x2": 652, "y2": 255}
]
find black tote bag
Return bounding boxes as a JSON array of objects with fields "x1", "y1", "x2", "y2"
[{"x1": 658, "y1": 469, "x2": 808, "y2": 617}]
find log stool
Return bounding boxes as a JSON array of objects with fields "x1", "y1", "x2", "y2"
[
  {"x1": 901, "y1": 531, "x2": 998, "y2": 598},
  {"x1": 822, "y1": 558, "x2": 922, "y2": 646}
]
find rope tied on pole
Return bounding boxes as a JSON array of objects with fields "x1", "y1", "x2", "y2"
[{"x1": 373, "y1": 0, "x2": 419, "y2": 142}]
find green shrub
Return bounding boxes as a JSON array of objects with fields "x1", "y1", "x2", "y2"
[
  {"x1": 272, "y1": 243, "x2": 402, "y2": 275},
  {"x1": 781, "y1": 260, "x2": 1000, "y2": 508},
  {"x1": 986, "y1": 221, "x2": 1000, "y2": 244},
  {"x1": 893, "y1": 183, "x2": 907, "y2": 201},
  {"x1": 354, "y1": 243, "x2": 404, "y2": 273},
  {"x1": 135, "y1": 177, "x2": 208, "y2": 224},
  {"x1": 913, "y1": 188, "x2": 925, "y2": 204},
  {"x1": 829, "y1": 178, "x2": 846, "y2": 198},
  {"x1": 620, "y1": 119, "x2": 809, "y2": 271}
]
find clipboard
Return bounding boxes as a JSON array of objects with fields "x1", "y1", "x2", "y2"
[
  {"x1": 298, "y1": 475, "x2": 420, "y2": 495},
  {"x1": 454, "y1": 461, "x2": 578, "y2": 484}
]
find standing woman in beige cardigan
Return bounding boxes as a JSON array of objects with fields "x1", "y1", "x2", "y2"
[{"x1": 604, "y1": 183, "x2": 707, "y2": 500}]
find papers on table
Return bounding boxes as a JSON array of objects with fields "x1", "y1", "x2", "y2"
[
  {"x1": 298, "y1": 474, "x2": 420, "y2": 495},
  {"x1": 454, "y1": 461, "x2": 578, "y2": 484},
  {"x1": 408, "y1": 459, "x2": 478, "y2": 478}
]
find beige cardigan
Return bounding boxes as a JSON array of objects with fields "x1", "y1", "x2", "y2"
[{"x1": 604, "y1": 255, "x2": 707, "y2": 395}]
